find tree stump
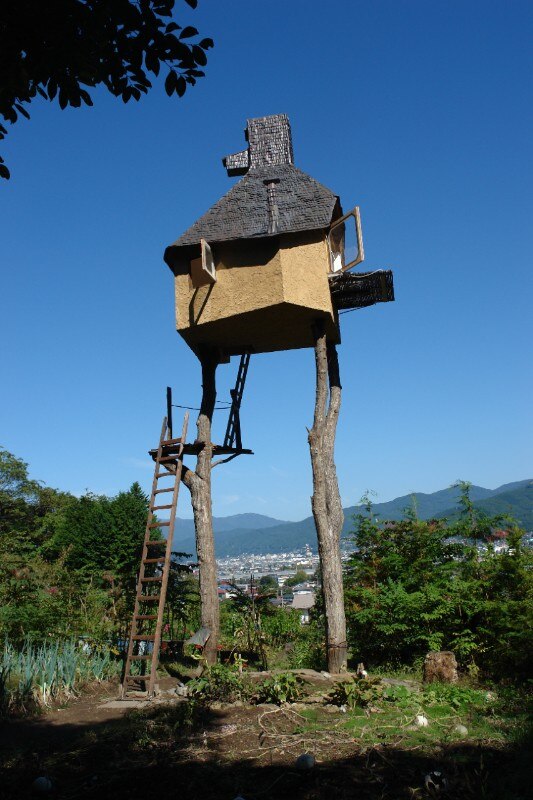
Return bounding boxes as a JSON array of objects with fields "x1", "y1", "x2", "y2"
[{"x1": 423, "y1": 651, "x2": 458, "y2": 683}]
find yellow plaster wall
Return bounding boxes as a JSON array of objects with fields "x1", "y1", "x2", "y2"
[
  {"x1": 174, "y1": 239, "x2": 284, "y2": 333},
  {"x1": 173, "y1": 233, "x2": 337, "y2": 354},
  {"x1": 279, "y1": 233, "x2": 333, "y2": 315}
]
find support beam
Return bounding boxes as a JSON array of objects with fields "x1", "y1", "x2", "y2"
[
  {"x1": 181, "y1": 351, "x2": 220, "y2": 665},
  {"x1": 308, "y1": 321, "x2": 347, "y2": 673}
]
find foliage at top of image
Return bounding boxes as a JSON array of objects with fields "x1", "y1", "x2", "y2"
[{"x1": 0, "y1": 0, "x2": 214, "y2": 178}]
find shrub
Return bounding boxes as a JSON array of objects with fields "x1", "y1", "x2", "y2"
[
  {"x1": 256, "y1": 672, "x2": 304, "y2": 704},
  {"x1": 327, "y1": 676, "x2": 384, "y2": 709},
  {"x1": 187, "y1": 663, "x2": 251, "y2": 704}
]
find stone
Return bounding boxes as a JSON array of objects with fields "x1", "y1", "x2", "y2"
[
  {"x1": 98, "y1": 700, "x2": 143, "y2": 709},
  {"x1": 423, "y1": 651, "x2": 458, "y2": 684},
  {"x1": 454, "y1": 724, "x2": 468, "y2": 736},
  {"x1": 424, "y1": 771, "x2": 448, "y2": 792},
  {"x1": 296, "y1": 753, "x2": 316, "y2": 770},
  {"x1": 32, "y1": 777, "x2": 53, "y2": 794},
  {"x1": 415, "y1": 714, "x2": 429, "y2": 727}
]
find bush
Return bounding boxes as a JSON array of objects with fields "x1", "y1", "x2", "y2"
[
  {"x1": 327, "y1": 676, "x2": 384, "y2": 709},
  {"x1": 344, "y1": 487, "x2": 533, "y2": 680},
  {"x1": 187, "y1": 663, "x2": 252, "y2": 704},
  {"x1": 256, "y1": 672, "x2": 304, "y2": 704}
]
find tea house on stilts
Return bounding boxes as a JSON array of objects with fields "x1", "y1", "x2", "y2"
[{"x1": 164, "y1": 113, "x2": 394, "y2": 358}]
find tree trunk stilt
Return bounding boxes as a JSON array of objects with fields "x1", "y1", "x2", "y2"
[
  {"x1": 182, "y1": 352, "x2": 219, "y2": 665},
  {"x1": 308, "y1": 323, "x2": 347, "y2": 673}
]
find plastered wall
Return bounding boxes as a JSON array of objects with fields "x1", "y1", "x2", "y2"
[{"x1": 174, "y1": 233, "x2": 337, "y2": 355}]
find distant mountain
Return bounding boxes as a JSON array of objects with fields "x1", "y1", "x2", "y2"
[
  {"x1": 340, "y1": 484, "x2": 494, "y2": 528},
  {"x1": 173, "y1": 512, "x2": 287, "y2": 541},
  {"x1": 172, "y1": 480, "x2": 532, "y2": 557},
  {"x1": 437, "y1": 482, "x2": 533, "y2": 530}
]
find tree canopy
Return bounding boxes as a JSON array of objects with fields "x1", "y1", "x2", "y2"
[{"x1": 0, "y1": 0, "x2": 214, "y2": 178}]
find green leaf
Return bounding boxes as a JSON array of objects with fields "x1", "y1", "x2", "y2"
[
  {"x1": 180, "y1": 26, "x2": 198, "y2": 39},
  {"x1": 164, "y1": 70, "x2": 177, "y2": 96},
  {"x1": 79, "y1": 90, "x2": 93, "y2": 106},
  {"x1": 192, "y1": 45, "x2": 207, "y2": 66},
  {"x1": 175, "y1": 76, "x2": 186, "y2": 97}
]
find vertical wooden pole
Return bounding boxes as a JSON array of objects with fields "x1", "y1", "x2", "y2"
[
  {"x1": 308, "y1": 322, "x2": 347, "y2": 673},
  {"x1": 182, "y1": 350, "x2": 220, "y2": 665}
]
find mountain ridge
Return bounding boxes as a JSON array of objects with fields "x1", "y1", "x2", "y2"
[{"x1": 172, "y1": 479, "x2": 532, "y2": 557}]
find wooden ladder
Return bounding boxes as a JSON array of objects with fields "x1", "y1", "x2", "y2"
[{"x1": 121, "y1": 412, "x2": 189, "y2": 698}]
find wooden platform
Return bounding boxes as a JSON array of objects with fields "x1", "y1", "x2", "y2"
[{"x1": 149, "y1": 442, "x2": 253, "y2": 461}]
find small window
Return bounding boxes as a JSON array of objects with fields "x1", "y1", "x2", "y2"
[
  {"x1": 327, "y1": 207, "x2": 365, "y2": 274},
  {"x1": 190, "y1": 238, "x2": 217, "y2": 287}
]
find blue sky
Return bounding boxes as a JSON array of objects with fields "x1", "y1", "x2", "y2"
[{"x1": 1, "y1": 0, "x2": 531, "y2": 521}]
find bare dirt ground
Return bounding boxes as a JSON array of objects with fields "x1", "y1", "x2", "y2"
[{"x1": 0, "y1": 678, "x2": 529, "y2": 800}]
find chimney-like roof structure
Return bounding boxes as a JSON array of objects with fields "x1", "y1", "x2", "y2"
[{"x1": 165, "y1": 114, "x2": 340, "y2": 268}]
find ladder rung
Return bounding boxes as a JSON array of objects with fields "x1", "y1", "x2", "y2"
[
  {"x1": 131, "y1": 635, "x2": 156, "y2": 641},
  {"x1": 143, "y1": 558, "x2": 166, "y2": 564},
  {"x1": 154, "y1": 488, "x2": 174, "y2": 494},
  {"x1": 141, "y1": 577, "x2": 162, "y2": 583},
  {"x1": 135, "y1": 614, "x2": 158, "y2": 620},
  {"x1": 155, "y1": 472, "x2": 174, "y2": 479},
  {"x1": 145, "y1": 540, "x2": 166, "y2": 546},
  {"x1": 162, "y1": 437, "x2": 183, "y2": 445},
  {"x1": 137, "y1": 595, "x2": 161, "y2": 602},
  {"x1": 129, "y1": 655, "x2": 152, "y2": 660},
  {"x1": 149, "y1": 521, "x2": 170, "y2": 527},
  {"x1": 152, "y1": 504, "x2": 173, "y2": 511},
  {"x1": 159, "y1": 456, "x2": 178, "y2": 463},
  {"x1": 124, "y1": 675, "x2": 148, "y2": 682}
]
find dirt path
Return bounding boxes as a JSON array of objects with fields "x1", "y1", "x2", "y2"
[{"x1": 0, "y1": 680, "x2": 527, "y2": 800}]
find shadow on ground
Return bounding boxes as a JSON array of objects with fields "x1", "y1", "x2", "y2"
[{"x1": 1, "y1": 696, "x2": 531, "y2": 800}]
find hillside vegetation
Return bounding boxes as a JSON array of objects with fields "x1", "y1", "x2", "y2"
[
  {"x1": 173, "y1": 479, "x2": 533, "y2": 556},
  {"x1": 1, "y1": 447, "x2": 532, "y2": 688}
]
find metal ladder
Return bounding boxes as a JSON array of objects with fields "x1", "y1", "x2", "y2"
[
  {"x1": 121, "y1": 412, "x2": 189, "y2": 698},
  {"x1": 223, "y1": 353, "x2": 250, "y2": 450}
]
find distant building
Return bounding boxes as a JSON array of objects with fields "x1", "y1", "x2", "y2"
[{"x1": 291, "y1": 591, "x2": 315, "y2": 624}]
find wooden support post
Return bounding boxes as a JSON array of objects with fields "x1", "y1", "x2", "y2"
[
  {"x1": 308, "y1": 321, "x2": 348, "y2": 673},
  {"x1": 181, "y1": 350, "x2": 220, "y2": 665}
]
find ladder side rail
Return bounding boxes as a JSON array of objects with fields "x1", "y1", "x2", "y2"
[
  {"x1": 148, "y1": 412, "x2": 189, "y2": 696},
  {"x1": 223, "y1": 353, "x2": 250, "y2": 448},
  {"x1": 235, "y1": 353, "x2": 250, "y2": 401}
]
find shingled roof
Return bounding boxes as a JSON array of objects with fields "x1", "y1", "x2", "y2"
[{"x1": 165, "y1": 115, "x2": 340, "y2": 266}]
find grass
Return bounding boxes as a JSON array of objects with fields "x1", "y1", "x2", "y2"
[{"x1": 298, "y1": 680, "x2": 530, "y2": 750}]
